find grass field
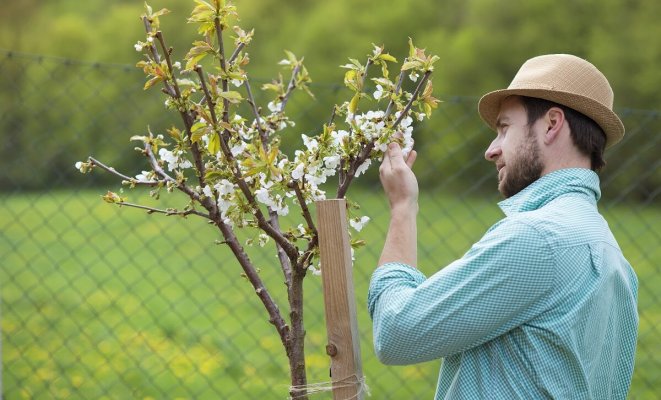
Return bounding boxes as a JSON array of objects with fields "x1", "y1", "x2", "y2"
[{"x1": 1, "y1": 187, "x2": 659, "y2": 399}]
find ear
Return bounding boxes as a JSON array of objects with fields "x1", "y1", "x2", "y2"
[{"x1": 542, "y1": 107, "x2": 566, "y2": 145}]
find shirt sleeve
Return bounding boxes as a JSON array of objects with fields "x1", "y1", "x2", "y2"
[{"x1": 367, "y1": 218, "x2": 555, "y2": 365}]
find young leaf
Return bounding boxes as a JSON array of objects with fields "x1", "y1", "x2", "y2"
[
  {"x1": 348, "y1": 93, "x2": 361, "y2": 114},
  {"x1": 218, "y1": 90, "x2": 243, "y2": 104}
]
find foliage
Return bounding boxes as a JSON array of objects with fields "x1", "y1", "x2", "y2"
[{"x1": 73, "y1": 1, "x2": 440, "y2": 396}]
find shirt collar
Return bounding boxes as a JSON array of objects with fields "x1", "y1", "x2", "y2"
[{"x1": 498, "y1": 168, "x2": 601, "y2": 216}]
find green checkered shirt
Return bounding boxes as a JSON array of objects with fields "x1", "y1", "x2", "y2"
[{"x1": 368, "y1": 168, "x2": 638, "y2": 399}]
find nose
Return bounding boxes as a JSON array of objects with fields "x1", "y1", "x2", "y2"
[{"x1": 484, "y1": 138, "x2": 501, "y2": 162}]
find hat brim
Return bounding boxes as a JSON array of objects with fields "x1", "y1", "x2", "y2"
[{"x1": 478, "y1": 88, "x2": 625, "y2": 149}]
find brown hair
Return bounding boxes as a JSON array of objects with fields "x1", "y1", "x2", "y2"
[{"x1": 519, "y1": 96, "x2": 607, "y2": 171}]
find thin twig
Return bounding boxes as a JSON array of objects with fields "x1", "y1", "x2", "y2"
[
  {"x1": 279, "y1": 63, "x2": 302, "y2": 113},
  {"x1": 243, "y1": 78, "x2": 268, "y2": 150},
  {"x1": 155, "y1": 31, "x2": 182, "y2": 99},
  {"x1": 214, "y1": 18, "x2": 231, "y2": 124},
  {"x1": 142, "y1": 17, "x2": 207, "y2": 190},
  {"x1": 88, "y1": 157, "x2": 158, "y2": 186},
  {"x1": 115, "y1": 201, "x2": 210, "y2": 219},
  {"x1": 391, "y1": 70, "x2": 431, "y2": 130},
  {"x1": 228, "y1": 42, "x2": 245, "y2": 65},
  {"x1": 384, "y1": 69, "x2": 406, "y2": 119},
  {"x1": 289, "y1": 181, "x2": 317, "y2": 236}
]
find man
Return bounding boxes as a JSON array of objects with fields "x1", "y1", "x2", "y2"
[{"x1": 368, "y1": 54, "x2": 639, "y2": 399}]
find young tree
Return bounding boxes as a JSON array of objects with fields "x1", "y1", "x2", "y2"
[{"x1": 76, "y1": 1, "x2": 439, "y2": 397}]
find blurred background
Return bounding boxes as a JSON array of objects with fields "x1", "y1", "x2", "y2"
[{"x1": 1, "y1": 0, "x2": 659, "y2": 398}]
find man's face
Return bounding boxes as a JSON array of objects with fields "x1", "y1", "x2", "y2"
[{"x1": 484, "y1": 96, "x2": 544, "y2": 198}]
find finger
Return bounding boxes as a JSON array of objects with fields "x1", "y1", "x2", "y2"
[
  {"x1": 387, "y1": 142, "x2": 405, "y2": 166},
  {"x1": 406, "y1": 149, "x2": 417, "y2": 168}
]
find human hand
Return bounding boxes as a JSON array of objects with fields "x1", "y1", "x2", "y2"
[{"x1": 379, "y1": 141, "x2": 418, "y2": 213}]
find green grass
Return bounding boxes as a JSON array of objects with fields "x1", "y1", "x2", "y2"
[{"x1": 1, "y1": 188, "x2": 659, "y2": 399}]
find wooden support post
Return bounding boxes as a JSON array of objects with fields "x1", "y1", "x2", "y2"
[{"x1": 316, "y1": 199, "x2": 364, "y2": 400}]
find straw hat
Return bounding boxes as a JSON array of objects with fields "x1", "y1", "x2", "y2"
[{"x1": 478, "y1": 54, "x2": 624, "y2": 148}]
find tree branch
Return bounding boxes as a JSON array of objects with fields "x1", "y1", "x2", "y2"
[
  {"x1": 214, "y1": 17, "x2": 231, "y2": 125},
  {"x1": 214, "y1": 217, "x2": 291, "y2": 347},
  {"x1": 243, "y1": 78, "x2": 269, "y2": 150},
  {"x1": 142, "y1": 17, "x2": 208, "y2": 190},
  {"x1": 115, "y1": 201, "x2": 210, "y2": 219},
  {"x1": 391, "y1": 70, "x2": 431, "y2": 129},
  {"x1": 195, "y1": 67, "x2": 299, "y2": 262},
  {"x1": 384, "y1": 69, "x2": 406, "y2": 119},
  {"x1": 228, "y1": 42, "x2": 245, "y2": 65},
  {"x1": 88, "y1": 157, "x2": 159, "y2": 186},
  {"x1": 279, "y1": 63, "x2": 301, "y2": 113}
]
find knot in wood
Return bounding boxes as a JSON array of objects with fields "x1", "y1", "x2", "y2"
[{"x1": 325, "y1": 343, "x2": 338, "y2": 357}]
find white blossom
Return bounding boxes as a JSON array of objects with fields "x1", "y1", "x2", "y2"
[
  {"x1": 231, "y1": 141, "x2": 246, "y2": 156},
  {"x1": 292, "y1": 163, "x2": 305, "y2": 181},
  {"x1": 323, "y1": 155, "x2": 341, "y2": 170},
  {"x1": 307, "y1": 264, "x2": 322, "y2": 277},
  {"x1": 350, "y1": 216, "x2": 370, "y2": 232},
  {"x1": 134, "y1": 43, "x2": 143, "y2": 52},
  {"x1": 75, "y1": 161, "x2": 84, "y2": 172},
  {"x1": 400, "y1": 115, "x2": 413, "y2": 129},
  {"x1": 268, "y1": 101, "x2": 280, "y2": 113},
  {"x1": 217, "y1": 179, "x2": 235, "y2": 195},
  {"x1": 331, "y1": 129, "x2": 349, "y2": 146},
  {"x1": 409, "y1": 71, "x2": 419, "y2": 82},
  {"x1": 231, "y1": 79, "x2": 242, "y2": 87},
  {"x1": 258, "y1": 233, "x2": 270, "y2": 247},
  {"x1": 278, "y1": 59, "x2": 291, "y2": 66},
  {"x1": 146, "y1": 36, "x2": 154, "y2": 43},
  {"x1": 373, "y1": 84, "x2": 385, "y2": 100},
  {"x1": 302, "y1": 134, "x2": 318, "y2": 151},
  {"x1": 355, "y1": 158, "x2": 371, "y2": 177},
  {"x1": 135, "y1": 171, "x2": 152, "y2": 181},
  {"x1": 365, "y1": 110, "x2": 385, "y2": 120},
  {"x1": 173, "y1": 61, "x2": 182, "y2": 69},
  {"x1": 417, "y1": 112, "x2": 426, "y2": 122},
  {"x1": 203, "y1": 185, "x2": 213, "y2": 198},
  {"x1": 158, "y1": 148, "x2": 192, "y2": 171}
]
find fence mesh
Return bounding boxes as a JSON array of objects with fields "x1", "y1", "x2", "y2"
[{"x1": 1, "y1": 50, "x2": 659, "y2": 399}]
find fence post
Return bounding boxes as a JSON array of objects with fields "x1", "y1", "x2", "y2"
[{"x1": 316, "y1": 199, "x2": 364, "y2": 400}]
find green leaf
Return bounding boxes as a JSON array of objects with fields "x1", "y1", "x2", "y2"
[
  {"x1": 204, "y1": 170, "x2": 225, "y2": 182},
  {"x1": 401, "y1": 60, "x2": 423, "y2": 71},
  {"x1": 207, "y1": 132, "x2": 220, "y2": 154},
  {"x1": 143, "y1": 75, "x2": 163, "y2": 90},
  {"x1": 218, "y1": 90, "x2": 243, "y2": 104},
  {"x1": 348, "y1": 93, "x2": 360, "y2": 114},
  {"x1": 378, "y1": 53, "x2": 398, "y2": 63},
  {"x1": 130, "y1": 135, "x2": 149, "y2": 142},
  {"x1": 190, "y1": 128, "x2": 208, "y2": 144},
  {"x1": 408, "y1": 37, "x2": 416, "y2": 58}
]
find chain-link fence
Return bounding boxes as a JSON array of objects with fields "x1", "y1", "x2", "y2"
[{"x1": 1, "y1": 50, "x2": 659, "y2": 399}]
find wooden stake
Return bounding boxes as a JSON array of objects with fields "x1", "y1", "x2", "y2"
[{"x1": 316, "y1": 199, "x2": 364, "y2": 400}]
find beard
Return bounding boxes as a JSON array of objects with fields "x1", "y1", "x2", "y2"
[{"x1": 499, "y1": 128, "x2": 544, "y2": 198}]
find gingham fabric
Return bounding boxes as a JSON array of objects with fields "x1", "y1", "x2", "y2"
[{"x1": 368, "y1": 168, "x2": 638, "y2": 399}]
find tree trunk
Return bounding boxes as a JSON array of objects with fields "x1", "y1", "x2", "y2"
[{"x1": 287, "y1": 270, "x2": 308, "y2": 400}]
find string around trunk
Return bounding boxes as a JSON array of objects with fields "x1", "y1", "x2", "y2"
[{"x1": 288, "y1": 374, "x2": 371, "y2": 399}]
